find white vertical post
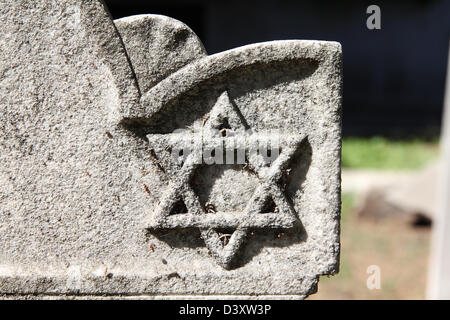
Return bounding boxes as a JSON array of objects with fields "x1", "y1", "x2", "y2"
[{"x1": 427, "y1": 41, "x2": 450, "y2": 299}]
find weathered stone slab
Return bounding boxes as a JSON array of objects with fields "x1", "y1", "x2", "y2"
[{"x1": 0, "y1": 0, "x2": 342, "y2": 298}]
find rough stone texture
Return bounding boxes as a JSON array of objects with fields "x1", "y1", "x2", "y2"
[
  {"x1": 0, "y1": 0, "x2": 342, "y2": 298},
  {"x1": 115, "y1": 14, "x2": 207, "y2": 94}
]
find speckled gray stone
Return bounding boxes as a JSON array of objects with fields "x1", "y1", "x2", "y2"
[
  {"x1": 0, "y1": 0, "x2": 342, "y2": 299},
  {"x1": 115, "y1": 14, "x2": 207, "y2": 93}
]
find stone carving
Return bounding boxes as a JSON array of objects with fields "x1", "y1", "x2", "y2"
[
  {"x1": 145, "y1": 90, "x2": 304, "y2": 269},
  {"x1": 0, "y1": 0, "x2": 342, "y2": 298}
]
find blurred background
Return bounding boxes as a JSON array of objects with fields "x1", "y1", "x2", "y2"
[{"x1": 104, "y1": 0, "x2": 450, "y2": 299}]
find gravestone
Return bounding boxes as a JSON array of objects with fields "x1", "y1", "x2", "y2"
[{"x1": 0, "y1": 0, "x2": 342, "y2": 299}]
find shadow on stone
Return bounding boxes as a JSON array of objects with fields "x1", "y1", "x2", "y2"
[
  {"x1": 138, "y1": 58, "x2": 319, "y2": 134},
  {"x1": 229, "y1": 139, "x2": 313, "y2": 269},
  {"x1": 284, "y1": 137, "x2": 313, "y2": 201},
  {"x1": 147, "y1": 228, "x2": 206, "y2": 249},
  {"x1": 145, "y1": 138, "x2": 313, "y2": 269},
  {"x1": 228, "y1": 219, "x2": 308, "y2": 269}
]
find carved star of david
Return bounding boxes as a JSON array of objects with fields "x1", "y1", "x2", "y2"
[{"x1": 145, "y1": 91, "x2": 306, "y2": 269}]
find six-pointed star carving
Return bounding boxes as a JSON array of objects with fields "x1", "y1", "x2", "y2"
[{"x1": 145, "y1": 91, "x2": 306, "y2": 269}]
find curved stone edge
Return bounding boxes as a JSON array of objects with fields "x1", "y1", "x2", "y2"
[
  {"x1": 0, "y1": 0, "x2": 142, "y2": 125},
  {"x1": 114, "y1": 14, "x2": 207, "y2": 94},
  {"x1": 79, "y1": 1, "x2": 142, "y2": 124},
  {"x1": 127, "y1": 40, "x2": 342, "y2": 125}
]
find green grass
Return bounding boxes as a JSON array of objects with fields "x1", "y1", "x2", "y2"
[{"x1": 342, "y1": 137, "x2": 439, "y2": 170}]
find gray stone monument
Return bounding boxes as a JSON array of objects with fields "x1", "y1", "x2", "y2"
[{"x1": 0, "y1": 0, "x2": 342, "y2": 299}]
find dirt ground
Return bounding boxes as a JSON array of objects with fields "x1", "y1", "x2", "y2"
[{"x1": 309, "y1": 194, "x2": 431, "y2": 300}]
